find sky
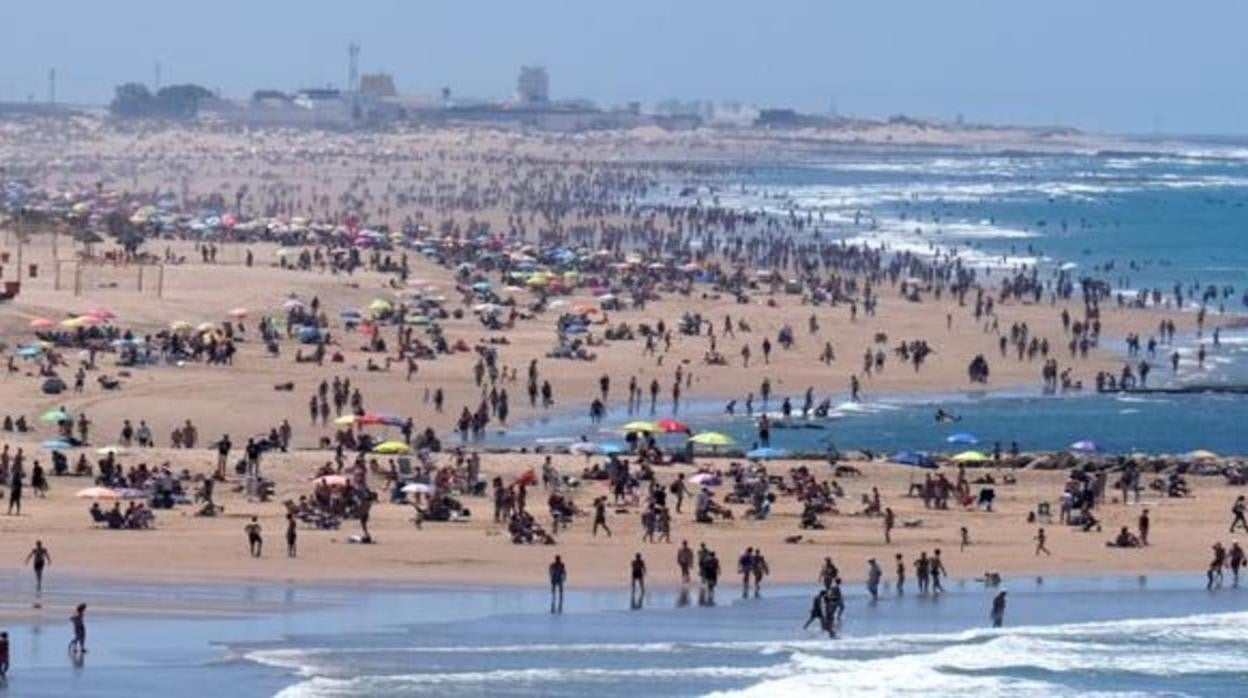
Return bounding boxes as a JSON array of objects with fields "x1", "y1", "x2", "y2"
[{"x1": 1, "y1": 0, "x2": 1246, "y2": 135}]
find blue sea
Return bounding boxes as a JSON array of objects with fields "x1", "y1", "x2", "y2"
[
  {"x1": 7, "y1": 575, "x2": 1248, "y2": 697},
  {"x1": 509, "y1": 148, "x2": 1248, "y2": 456}
]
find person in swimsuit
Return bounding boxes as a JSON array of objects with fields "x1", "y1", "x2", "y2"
[{"x1": 25, "y1": 540, "x2": 51, "y2": 593}]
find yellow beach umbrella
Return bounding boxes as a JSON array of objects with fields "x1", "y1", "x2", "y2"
[
  {"x1": 170, "y1": 320, "x2": 193, "y2": 332},
  {"x1": 689, "y1": 432, "x2": 735, "y2": 447},
  {"x1": 374, "y1": 441, "x2": 411, "y2": 455},
  {"x1": 951, "y1": 450, "x2": 988, "y2": 463},
  {"x1": 621, "y1": 421, "x2": 658, "y2": 434},
  {"x1": 333, "y1": 414, "x2": 357, "y2": 426}
]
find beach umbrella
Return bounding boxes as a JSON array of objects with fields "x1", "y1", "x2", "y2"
[
  {"x1": 746, "y1": 447, "x2": 790, "y2": 460},
  {"x1": 368, "y1": 298, "x2": 392, "y2": 314},
  {"x1": 40, "y1": 408, "x2": 70, "y2": 423},
  {"x1": 689, "y1": 432, "x2": 735, "y2": 447},
  {"x1": 688, "y1": 472, "x2": 721, "y2": 487},
  {"x1": 27, "y1": 317, "x2": 55, "y2": 330},
  {"x1": 401, "y1": 482, "x2": 434, "y2": 495},
  {"x1": 891, "y1": 451, "x2": 937, "y2": 469},
  {"x1": 60, "y1": 317, "x2": 83, "y2": 329},
  {"x1": 282, "y1": 298, "x2": 306, "y2": 310},
  {"x1": 196, "y1": 322, "x2": 217, "y2": 333},
  {"x1": 657, "y1": 419, "x2": 690, "y2": 434},
  {"x1": 621, "y1": 421, "x2": 658, "y2": 434},
  {"x1": 87, "y1": 306, "x2": 116, "y2": 320},
  {"x1": 946, "y1": 433, "x2": 979, "y2": 445},
  {"x1": 16, "y1": 346, "x2": 44, "y2": 358},
  {"x1": 332, "y1": 414, "x2": 357, "y2": 426},
  {"x1": 227, "y1": 307, "x2": 249, "y2": 319},
  {"x1": 1188, "y1": 449, "x2": 1219, "y2": 461},
  {"x1": 170, "y1": 320, "x2": 193, "y2": 332},
  {"x1": 96, "y1": 445, "x2": 128, "y2": 456},
  {"x1": 568, "y1": 442, "x2": 598, "y2": 455},
  {"x1": 75, "y1": 486, "x2": 121, "y2": 499},
  {"x1": 40, "y1": 439, "x2": 72, "y2": 451},
  {"x1": 471, "y1": 281, "x2": 492, "y2": 291},
  {"x1": 1069, "y1": 440, "x2": 1100, "y2": 454},
  {"x1": 594, "y1": 443, "x2": 627, "y2": 455},
  {"x1": 950, "y1": 450, "x2": 988, "y2": 463},
  {"x1": 313, "y1": 475, "x2": 349, "y2": 488},
  {"x1": 373, "y1": 441, "x2": 411, "y2": 455}
]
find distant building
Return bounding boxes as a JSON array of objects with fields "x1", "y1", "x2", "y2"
[
  {"x1": 359, "y1": 73, "x2": 397, "y2": 98},
  {"x1": 516, "y1": 66, "x2": 549, "y2": 105}
]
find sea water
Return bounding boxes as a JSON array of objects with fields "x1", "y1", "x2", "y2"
[
  {"x1": 507, "y1": 149, "x2": 1248, "y2": 455},
  {"x1": 238, "y1": 576, "x2": 1248, "y2": 698}
]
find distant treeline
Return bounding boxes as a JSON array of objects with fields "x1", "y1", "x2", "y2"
[{"x1": 109, "y1": 83, "x2": 214, "y2": 119}]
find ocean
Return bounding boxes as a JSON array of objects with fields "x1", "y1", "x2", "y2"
[
  {"x1": 7, "y1": 575, "x2": 1246, "y2": 697},
  {"x1": 493, "y1": 148, "x2": 1248, "y2": 456}
]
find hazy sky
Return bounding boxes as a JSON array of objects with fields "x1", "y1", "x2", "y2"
[{"x1": 2, "y1": 0, "x2": 1246, "y2": 134}]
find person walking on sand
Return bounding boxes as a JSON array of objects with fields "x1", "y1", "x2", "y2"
[
  {"x1": 990, "y1": 590, "x2": 1007, "y2": 628},
  {"x1": 593, "y1": 497, "x2": 612, "y2": 537},
  {"x1": 69, "y1": 603, "x2": 87, "y2": 655},
  {"x1": 7, "y1": 462, "x2": 23, "y2": 516},
  {"x1": 883, "y1": 507, "x2": 895, "y2": 544},
  {"x1": 1034, "y1": 527, "x2": 1051, "y2": 556},
  {"x1": 25, "y1": 540, "x2": 51, "y2": 593},
  {"x1": 549, "y1": 555, "x2": 567, "y2": 613},
  {"x1": 1138, "y1": 508, "x2": 1150, "y2": 546},
  {"x1": 1231, "y1": 496, "x2": 1248, "y2": 533},
  {"x1": 285, "y1": 514, "x2": 297, "y2": 558},
  {"x1": 245, "y1": 517, "x2": 263, "y2": 558},
  {"x1": 961, "y1": 526, "x2": 971, "y2": 551}
]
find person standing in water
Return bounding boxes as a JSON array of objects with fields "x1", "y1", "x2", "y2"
[
  {"x1": 630, "y1": 552, "x2": 647, "y2": 602},
  {"x1": 549, "y1": 555, "x2": 567, "y2": 613},
  {"x1": 866, "y1": 558, "x2": 882, "y2": 601},
  {"x1": 750, "y1": 549, "x2": 770, "y2": 597},
  {"x1": 930, "y1": 549, "x2": 947, "y2": 594},
  {"x1": 677, "y1": 541, "x2": 694, "y2": 583},
  {"x1": 1229, "y1": 541, "x2": 1245, "y2": 587},
  {"x1": 990, "y1": 590, "x2": 1007, "y2": 628},
  {"x1": 803, "y1": 588, "x2": 828, "y2": 632},
  {"x1": 245, "y1": 517, "x2": 263, "y2": 557},
  {"x1": 25, "y1": 540, "x2": 51, "y2": 593},
  {"x1": 69, "y1": 603, "x2": 87, "y2": 655}
]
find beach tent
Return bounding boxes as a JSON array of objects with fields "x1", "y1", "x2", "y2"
[
  {"x1": 950, "y1": 450, "x2": 988, "y2": 463},
  {"x1": 891, "y1": 451, "x2": 937, "y2": 469},
  {"x1": 746, "y1": 447, "x2": 791, "y2": 460},
  {"x1": 946, "y1": 433, "x2": 979, "y2": 445}
]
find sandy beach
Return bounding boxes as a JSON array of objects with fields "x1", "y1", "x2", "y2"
[{"x1": 0, "y1": 119, "x2": 1237, "y2": 603}]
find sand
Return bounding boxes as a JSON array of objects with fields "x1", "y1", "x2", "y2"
[{"x1": 0, "y1": 120, "x2": 1224, "y2": 594}]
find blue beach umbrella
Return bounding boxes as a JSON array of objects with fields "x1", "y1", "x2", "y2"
[
  {"x1": 891, "y1": 451, "x2": 937, "y2": 469},
  {"x1": 1070, "y1": 440, "x2": 1100, "y2": 454},
  {"x1": 946, "y1": 432, "x2": 979, "y2": 445},
  {"x1": 594, "y1": 443, "x2": 626, "y2": 456},
  {"x1": 746, "y1": 447, "x2": 790, "y2": 460},
  {"x1": 41, "y1": 439, "x2": 72, "y2": 450}
]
